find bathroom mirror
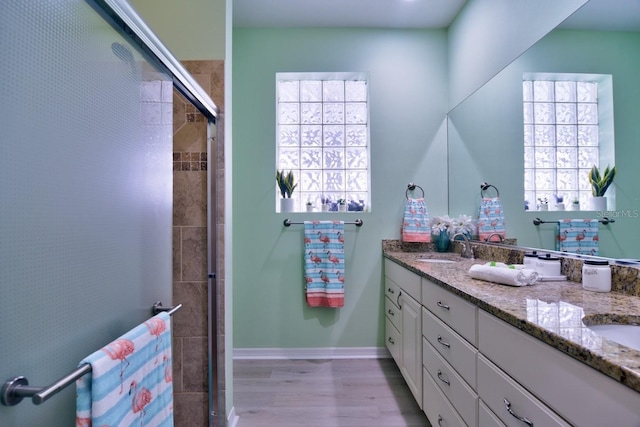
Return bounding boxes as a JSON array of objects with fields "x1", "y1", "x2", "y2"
[{"x1": 447, "y1": 0, "x2": 640, "y2": 259}]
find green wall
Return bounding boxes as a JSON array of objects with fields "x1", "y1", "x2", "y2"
[
  {"x1": 130, "y1": 0, "x2": 226, "y2": 60},
  {"x1": 448, "y1": 29, "x2": 640, "y2": 259},
  {"x1": 232, "y1": 28, "x2": 448, "y2": 349}
]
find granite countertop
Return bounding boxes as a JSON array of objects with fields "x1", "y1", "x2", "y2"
[{"x1": 384, "y1": 249, "x2": 640, "y2": 394}]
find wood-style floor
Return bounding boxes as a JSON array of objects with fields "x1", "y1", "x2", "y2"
[{"x1": 233, "y1": 358, "x2": 431, "y2": 427}]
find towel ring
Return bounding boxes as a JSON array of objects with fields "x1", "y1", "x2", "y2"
[
  {"x1": 406, "y1": 182, "x2": 425, "y2": 199},
  {"x1": 480, "y1": 182, "x2": 499, "y2": 198}
]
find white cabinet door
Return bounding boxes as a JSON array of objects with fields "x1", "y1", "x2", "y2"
[{"x1": 400, "y1": 291, "x2": 422, "y2": 408}]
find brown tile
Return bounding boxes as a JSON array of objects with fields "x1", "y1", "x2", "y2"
[
  {"x1": 172, "y1": 336, "x2": 183, "y2": 392},
  {"x1": 173, "y1": 392, "x2": 208, "y2": 427},
  {"x1": 173, "y1": 227, "x2": 181, "y2": 282},
  {"x1": 174, "y1": 121, "x2": 207, "y2": 152},
  {"x1": 173, "y1": 172, "x2": 207, "y2": 226},
  {"x1": 173, "y1": 281, "x2": 208, "y2": 337},
  {"x1": 182, "y1": 337, "x2": 209, "y2": 392},
  {"x1": 181, "y1": 226, "x2": 208, "y2": 281}
]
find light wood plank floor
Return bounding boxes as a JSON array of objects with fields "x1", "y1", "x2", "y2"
[{"x1": 233, "y1": 358, "x2": 431, "y2": 427}]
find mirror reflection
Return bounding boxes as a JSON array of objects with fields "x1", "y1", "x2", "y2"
[{"x1": 448, "y1": 0, "x2": 640, "y2": 259}]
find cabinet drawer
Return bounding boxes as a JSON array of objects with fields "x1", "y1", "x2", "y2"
[
  {"x1": 423, "y1": 338, "x2": 478, "y2": 427},
  {"x1": 479, "y1": 400, "x2": 506, "y2": 427},
  {"x1": 384, "y1": 296, "x2": 400, "y2": 330},
  {"x1": 385, "y1": 259, "x2": 421, "y2": 302},
  {"x1": 422, "y1": 278, "x2": 477, "y2": 345},
  {"x1": 479, "y1": 310, "x2": 640, "y2": 427},
  {"x1": 423, "y1": 307, "x2": 477, "y2": 389},
  {"x1": 384, "y1": 276, "x2": 401, "y2": 304},
  {"x1": 385, "y1": 317, "x2": 401, "y2": 362},
  {"x1": 423, "y1": 367, "x2": 466, "y2": 427},
  {"x1": 478, "y1": 354, "x2": 571, "y2": 427}
]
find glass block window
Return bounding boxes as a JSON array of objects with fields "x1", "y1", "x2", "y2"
[
  {"x1": 276, "y1": 73, "x2": 370, "y2": 212},
  {"x1": 523, "y1": 78, "x2": 601, "y2": 210}
]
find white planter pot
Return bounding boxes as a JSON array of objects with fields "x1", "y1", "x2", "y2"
[
  {"x1": 321, "y1": 204, "x2": 329, "y2": 212},
  {"x1": 306, "y1": 205, "x2": 314, "y2": 212},
  {"x1": 338, "y1": 204, "x2": 347, "y2": 212},
  {"x1": 280, "y1": 198, "x2": 295, "y2": 213},
  {"x1": 569, "y1": 203, "x2": 580, "y2": 211},
  {"x1": 589, "y1": 196, "x2": 607, "y2": 211}
]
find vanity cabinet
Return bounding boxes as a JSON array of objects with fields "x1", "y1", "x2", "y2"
[
  {"x1": 385, "y1": 258, "x2": 640, "y2": 427},
  {"x1": 421, "y1": 278, "x2": 478, "y2": 426},
  {"x1": 384, "y1": 259, "x2": 422, "y2": 407},
  {"x1": 479, "y1": 310, "x2": 640, "y2": 427}
]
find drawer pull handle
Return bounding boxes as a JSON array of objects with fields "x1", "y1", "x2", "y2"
[
  {"x1": 387, "y1": 309, "x2": 395, "y2": 316},
  {"x1": 437, "y1": 370, "x2": 450, "y2": 386},
  {"x1": 437, "y1": 415, "x2": 443, "y2": 426},
  {"x1": 504, "y1": 398, "x2": 533, "y2": 427},
  {"x1": 436, "y1": 300, "x2": 450, "y2": 310},
  {"x1": 388, "y1": 337, "x2": 395, "y2": 345},
  {"x1": 387, "y1": 287, "x2": 395, "y2": 294},
  {"x1": 397, "y1": 291, "x2": 402, "y2": 309},
  {"x1": 437, "y1": 335, "x2": 450, "y2": 348}
]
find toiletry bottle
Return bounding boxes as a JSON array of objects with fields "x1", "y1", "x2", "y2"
[
  {"x1": 536, "y1": 253, "x2": 561, "y2": 277},
  {"x1": 523, "y1": 251, "x2": 538, "y2": 268},
  {"x1": 582, "y1": 260, "x2": 611, "y2": 292}
]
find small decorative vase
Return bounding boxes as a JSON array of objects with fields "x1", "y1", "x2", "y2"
[
  {"x1": 435, "y1": 230, "x2": 451, "y2": 253},
  {"x1": 338, "y1": 204, "x2": 347, "y2": 212},
  {"x1": 589, "y1": 196, "x2": 607, "y2": 211},
  {"x1": 280, "y1": 198, "x2": 294, "y2": 213}
]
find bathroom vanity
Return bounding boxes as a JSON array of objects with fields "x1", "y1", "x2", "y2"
[{"x1": 383, "y1": 243, "x2": 640, "y2": 427}]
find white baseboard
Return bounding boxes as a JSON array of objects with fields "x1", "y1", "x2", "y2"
[
  {"x1": 233, "y1": 347, "x2": 391, "y2": 360},
  {"x1": 226, "y1": 407, "x2": 239, "y2": 427}
]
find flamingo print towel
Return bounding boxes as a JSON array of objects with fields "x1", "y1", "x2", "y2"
[
  {"x1": 556, "y1": 219, "x2": 599, "y2": 255},
  {"x1": 401, "y1": 198, "x2": 430, "y2": 242},
  {"x1": 304, "y1": 220, "x2": 345, "y2": 308},
  {"x1": 76, "y1": 312, "x2": 174, "y2": 427},
  {"x1": 477, "y1": 196, "x2": 506, "y2": 242}
]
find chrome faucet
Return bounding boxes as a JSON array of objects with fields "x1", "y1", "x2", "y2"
[
  {"x1": 452, "y1": 232, "x2": 474, "y2": 259},
  {"x1": 485, "y1": 233, "x2": 505, "y2": 243}
]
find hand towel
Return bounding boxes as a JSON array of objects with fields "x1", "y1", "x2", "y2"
[
  {"x1": 76, "y1": 312, "x2": 174, "y2": 427},
  {"x1": 469, "y1": 262, "x2": 540, "y2": 286},
  {"x1": 556, "y1": 219, "x2": 599, "y2": 256},
  {"x1": 304, "y1": 221, "x2": 345, "y2": 308},
  {"x1": 401, "y1": 198, "x2": 431, "y2": 242},
  {"x1": 477, "y1": 196, "x2": 506, "y2": 242}
]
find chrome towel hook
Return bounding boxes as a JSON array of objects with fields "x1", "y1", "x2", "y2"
[{"x1": 406, "y1": 182, "x2": 425, "y2": 199}]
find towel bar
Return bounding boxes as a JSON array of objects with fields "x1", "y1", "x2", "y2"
[
  {"x1": 533, "y1": 217, "x2": 615, "y2": 226},
  {"x1": 1, "y1": 301, "x2": 182, "y2": 407},
  {"x1": 283, "y1": 218, "x2": 363, "y2": 227}
]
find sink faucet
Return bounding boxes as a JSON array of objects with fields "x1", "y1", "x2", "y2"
[
  {"x1": 452, "y1": 232, "x2": 474, "y2": 259},
  {"x1": 485, "y1": 233, "x2": 505, "y2": 243}
]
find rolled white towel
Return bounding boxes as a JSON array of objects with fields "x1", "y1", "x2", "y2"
[{"x1": 468, "y1": 262, "x2": 540, "y2": 287}]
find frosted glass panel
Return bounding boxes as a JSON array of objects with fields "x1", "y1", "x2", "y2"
[
  {"x1": 277, "y1": 74, "x2": 369, "y2": 212},
  {"x1": 0, "y1": 1, "x2": 172, "y2": 424}
]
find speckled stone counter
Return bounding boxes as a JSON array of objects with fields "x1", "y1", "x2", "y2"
[{"x1": 383, "y1": 241, "x2": 640, "y2": 394}]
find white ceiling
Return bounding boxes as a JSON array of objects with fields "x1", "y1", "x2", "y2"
[{"x1": 233, "y1": 0, "x2": 640, "y2": 31}]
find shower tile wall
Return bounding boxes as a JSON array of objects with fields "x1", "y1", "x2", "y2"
[{"x1": 171, "y1": 60, "x2": 224, "y2": 427}]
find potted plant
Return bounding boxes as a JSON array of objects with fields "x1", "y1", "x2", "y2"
[
  {"x1": 588, "y1": 164, "x2": 616, "y2": 211},
  {"x1": 554, "y1": 194, "x2": 565, "y2": 211},
  {"x1": 276, "y1": 169, "x2": 297, "y2": 212},
  {"x1": 337, "y1": 198, "x2": 347, "y2": 212},
  {"x1": 305, "y1": 200, "x2": 314, "y2": 212},
  {"x1": 321, "y1": 196, "x2": 331, "y2": 212}
]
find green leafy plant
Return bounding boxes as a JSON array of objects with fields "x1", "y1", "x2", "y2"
[
  {"x1": 588, "y1": 164, "x2": 616, "y2": 197},
  {"x1": 276, "y1": 169, "x2": 297, "y2": 198}
]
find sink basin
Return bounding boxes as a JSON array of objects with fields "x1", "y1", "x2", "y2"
[
  {"x1": 587, "y1": 324, "x2": 640, "y2": 351},
  {"x1": 416, "y1": 259, "x2": 457, "y2": 264}
]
